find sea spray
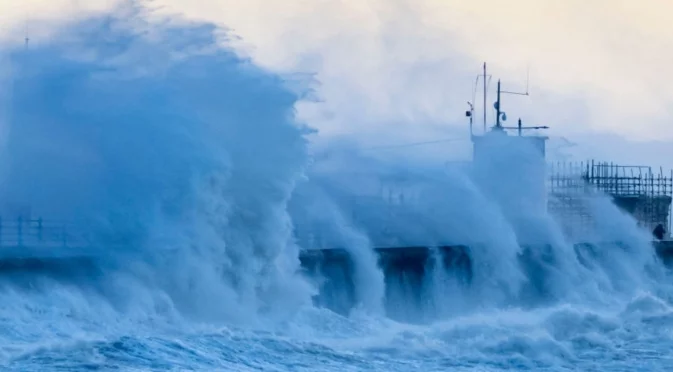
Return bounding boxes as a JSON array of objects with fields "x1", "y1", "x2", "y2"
[
  {"x1": 295, "y1": 145, "x2": 530, "y2": 316},
  {"x1": 297, "y1": 135, "x2": 672, "y2": 318},
  {"x1": 411, "y1": 173, "x2": 526, "y2": 308},
  {"x1": 423, "y1": 246, "x2": 469, "y2": 321},
  {"x1": 1, "y1": 4, "x2": 673, "y2": 371},
  {"x1": 580, "y1": 194, "x2": 665, "y2": 298},
  {"x1": 290, "y1": 177, "x2": 386, "y2": 315},
  {"x1": 0, "y1": 7, "x2": 314, "y2": 324}
]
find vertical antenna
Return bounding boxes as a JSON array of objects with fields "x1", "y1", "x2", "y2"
[
  {"x1": 483, "y1": 62, "x2": 487, "y2": 133},
  {"x1": 517, "y1": 118, "x2": 522, "y2": 136},
  {"x1": 467, "y1": 102, "x2": 474, "y2": 138},
  {"x1": 495, "y1": 80, "x2": 502, "y2": 129},
  {"x1": 24, "y1": 22, "x2": 29, "y2": 48}
]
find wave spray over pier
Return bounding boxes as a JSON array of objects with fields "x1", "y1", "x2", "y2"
[{"x1": 1, "y1": 5, "x2": 673, "y2": 371}]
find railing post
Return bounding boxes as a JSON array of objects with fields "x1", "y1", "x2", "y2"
[
  {"x1": 62, "y1": 225, "x2": 67, "y2": 248},
  {"x1": 17, "y1": 216, "x2": 22, "y2": 247},
  {"x1": 37, "y1": 218, "x2": 43, "y2": 241}
]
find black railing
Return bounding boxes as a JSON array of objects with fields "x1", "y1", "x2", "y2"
[{"x1": 0, "y1": 217, "x2": 89, "y2": 248}]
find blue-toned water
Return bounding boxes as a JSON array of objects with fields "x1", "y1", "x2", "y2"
[{"x1": 2, "y1": 5, "x2": 673, "y2": 371}]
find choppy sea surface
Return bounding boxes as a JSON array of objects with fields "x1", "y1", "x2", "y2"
[
  {"x1": 1, "y1": 5, "x2": 673, "y2": 371},
  {"x1": 4, "y1": 293, "x2": 673, "y2": 371}
]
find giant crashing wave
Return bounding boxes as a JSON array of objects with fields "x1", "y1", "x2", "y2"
[
  {"x1": 2, "y1": 5, "x2": 673, "y2": 372},
  {"x1": 0, "y1": 2, "x2": 670, "y2": 333},
  {"x1": 0, "y1": 4, "x2": 316, "y2": 326}
]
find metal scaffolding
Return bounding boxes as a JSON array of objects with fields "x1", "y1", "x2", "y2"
[{"x1": 547, "y1": 160, "x2": 673, "y2": 240}]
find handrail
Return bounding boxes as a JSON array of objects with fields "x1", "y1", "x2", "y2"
[{"x1": 0, "y1": 216, "x2": 90, "y2": 248}]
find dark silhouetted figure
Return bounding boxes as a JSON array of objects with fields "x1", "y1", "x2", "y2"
[{"x1": 653, "y1": 224, "x2": 666, "y2": 240}]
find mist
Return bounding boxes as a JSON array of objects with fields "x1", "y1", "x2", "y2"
[{"x1": 0, "y1": 5, "x2": 316, "y2": 324}]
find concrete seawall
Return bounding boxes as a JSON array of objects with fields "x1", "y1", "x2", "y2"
[{"x1": 299, "y1": 240, "x2": 673, "y2": 317}]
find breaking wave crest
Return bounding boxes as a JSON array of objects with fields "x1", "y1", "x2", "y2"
[{"x1": 0, "y1": 5, "x2": 314, "y2": 327}]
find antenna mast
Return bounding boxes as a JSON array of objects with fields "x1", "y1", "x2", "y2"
[
  {"x1": 493, "y1": 74, "x2": 530, "y2": 131},
  {"x1": 466, "y1": 62, "x2": 544, "y2": 136},
  {"x1": 483, "y1": 63, "x2": 487, "y2": 133},
  {"x1": 467, "y1": 62, "x2": 490, "y2": 138},
  {"x1": 495, "y1": 80, "x2": 502, "y2": 130},
  {"x1": 467, "y1": 102, "x2": 474, "y2": 138}
]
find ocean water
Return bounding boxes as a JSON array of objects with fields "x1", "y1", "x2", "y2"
[{"x1": 1, "y1": 5, "x2": 673, "y2": 371}]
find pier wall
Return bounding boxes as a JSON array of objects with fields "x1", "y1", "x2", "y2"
[
  {"x1": 299, "y1": 240, "x2": 673, "y2": 318},
  {"x1": 612, "y1": 195, "x2": 672, "y2": 232}
]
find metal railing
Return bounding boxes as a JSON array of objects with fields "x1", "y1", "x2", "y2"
[
  {"x1": 548, "y1": 160, "x2": 673, "y2": 198},
  {"x1": 547, "y1": 160, "x2": 673, "y2": 239},
  {"x1": 0, "y1": 217, "x2": 90, "y2": 248}
]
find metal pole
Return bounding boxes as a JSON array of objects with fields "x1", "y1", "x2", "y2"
[
  {"x1": 468, "y1": 102, "x2": 474, "y2": 138},
  {"x1": 17, "y1": 216, "x2": 22, "y2": 247},
  {"x1": 483, "y1": 62, "x2": 487, "y2": 133},
  {"x1": 62, "y1": 226, "x2": 67, "y2": 247},
  {"x1": 517, "y1": 118, "x2": 522, "y2": 136},
  {"x1": 495, "y1": 80, "x2": 502, "y2": 129},
  {"x1": 37, "y1": 218, "x2": 43, "y2": 241}
]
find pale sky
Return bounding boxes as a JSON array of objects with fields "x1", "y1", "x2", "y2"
[{"x1": 1, "y1": 0, "x2": 672, "y2": 166}]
